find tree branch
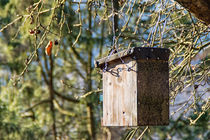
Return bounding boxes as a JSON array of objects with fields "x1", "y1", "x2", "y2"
[
  {"x1": 53, "y1": 90, "x2": 80, "y2": 103},
  {"x1": 49, "y1": 54, "x2": 57, "y2": 140},
  {"x1": 53, "y1": 100, "x2": 75, "y2": 116},
  {"x1": 25, "y1": 99, "x2": 51, "y2": 112},
  {"x1": 70, "y1": 45, "x2": 87, "y2": 66}
]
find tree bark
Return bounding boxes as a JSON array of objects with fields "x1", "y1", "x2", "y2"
[
  {"x1": 113, "y1": 0, "x2": 119, "y2": 33},
  {"x1": 175, "y1": 0, "x2": 210, "y2": 25},
  {"x1": 86, "y1": 5, "x2": 96, "y2": 140},
  {"x1": 49, "y1": 55, "x2": 57, "y2": 140}
]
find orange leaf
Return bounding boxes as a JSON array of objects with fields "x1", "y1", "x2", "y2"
[{"x1": 45, "y1": 41, "x2": 53, "y2": 56}]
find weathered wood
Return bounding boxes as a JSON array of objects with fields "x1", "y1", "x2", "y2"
[
  {"x1": 137, "y1": 60, "x2": 169, "y2": 125},
  {"x1": 95, "y1": 49, "x2": 133, "y2": 68},
  {"x1": 103, "y1": 57, "x2": 137, "y2": 126},
  {"x1": 95, "y1": 47, "x2": 170, "y2": 69},
  {"x1": 98, "y1": 47, "x2": 170, "y2": 126}
]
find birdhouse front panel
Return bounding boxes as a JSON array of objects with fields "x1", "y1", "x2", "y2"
[{"x1": 102, "y1": 57, "x2": 138, "y2": 126}]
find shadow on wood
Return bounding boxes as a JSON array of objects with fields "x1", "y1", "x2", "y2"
[{"x1": 96, "y1": 47, "x2": 170, "y2": 126}]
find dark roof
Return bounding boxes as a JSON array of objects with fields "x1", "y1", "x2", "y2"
[{"x1": 95, "y1": 47, "x2": 170, "y2": 68}]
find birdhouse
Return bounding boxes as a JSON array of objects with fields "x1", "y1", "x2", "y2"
[{"x1": 95, "y1": 47, "x2": 170, "y2": 126}]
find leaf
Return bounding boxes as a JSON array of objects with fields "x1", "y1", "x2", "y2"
[{"x1": 45, "y1": 41, "x2": 53, "y2": 56}]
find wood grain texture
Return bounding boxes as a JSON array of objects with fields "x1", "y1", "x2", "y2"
[
  {"x1": 103, "y1": 57, "x2": 137, "y2": 126},
  {"x1": 101, "y1": 47, "x2": 169, "y2": 126}
]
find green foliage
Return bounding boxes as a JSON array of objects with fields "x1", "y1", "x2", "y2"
[
  {"x1": 0, "y1": 0, "x2": 209, "y2": 139},
  {"x1": 0, "y1": 99, "x2": 45, "y2": 140},
  {"x1": 0, "y1": 0, "x2": 9, "y2": 7}
]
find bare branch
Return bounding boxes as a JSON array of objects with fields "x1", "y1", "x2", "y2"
[
  {"x1": 53, "y1": 90, "x2": 80, "y2": 103},
  {"x1": 53, "y1": 100, "x2": 75, "y2": 116},
  {"x1": 25, "y1": 99, "x2": 51, "y2": 112}
]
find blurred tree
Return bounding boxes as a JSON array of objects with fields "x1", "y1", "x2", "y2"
[{"x1": 0, "y1": 0, "x2": 209, "y2": 140}]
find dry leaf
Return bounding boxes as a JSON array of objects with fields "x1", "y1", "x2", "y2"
[{"x1": 45, "y1": 41, "x2": 53, "y2": 56}]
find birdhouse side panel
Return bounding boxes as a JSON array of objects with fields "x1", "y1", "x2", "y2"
[
  {"x1": 102, "y1": 57, "x2": 138, "y2": 126},
  {"x1": 137, "y1": 60, "x2": 169, "y2": 125}
]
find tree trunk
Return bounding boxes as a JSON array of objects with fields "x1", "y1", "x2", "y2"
[
  {"x1": 175, "y1": 0, "x2": 210, "y2": 25},
  {"x1": 86, "y1": 5, "x2": 96, "y2": 140},
  {"x1": 49, "y1": 55, "x2": 57, "y2": 140}
]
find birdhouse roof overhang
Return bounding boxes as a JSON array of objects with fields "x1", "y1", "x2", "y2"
[{"x1": 95, "y1": 47, "x2": 170, "y2": 69}]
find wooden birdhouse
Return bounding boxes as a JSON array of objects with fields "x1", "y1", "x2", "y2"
[{"x1": 95, "y1": 47, "x2": 170, "y2": 126}]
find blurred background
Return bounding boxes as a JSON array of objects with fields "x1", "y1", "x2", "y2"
[{"x1": 0, "y1": 0, "x2": 209, "y2": 139}]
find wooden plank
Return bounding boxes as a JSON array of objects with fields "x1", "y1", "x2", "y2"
[
  {"x1": 95, "y1": 47, "x2": 170, "y2": 68},
  {"x1": 103, "y1": 71, "x2": 112, "y2": 125},
  {"x1": 103, "y1": 57, "x2": 137, "y2": 126},
  {"x1": 102, "y1": 72, "x2": 107, "y2": 125},
  {"x1": 137, "y1": 60, "x2": 169, "y2": 125},
  {"x1": 95, "y1": 49, "x2": 133, "y2": 68}
]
